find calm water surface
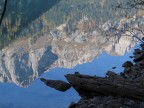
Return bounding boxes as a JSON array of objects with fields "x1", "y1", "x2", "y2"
[
  {"x1": 0, "y1": 0, "x2": 143, "y2": 108},
  {"x1": 0, "y1": 46, "x2": 136, "y2": 108}
]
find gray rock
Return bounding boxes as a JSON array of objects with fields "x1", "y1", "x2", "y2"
[
  {"x1": 122, "y1": 61, "x2": 133, "y2": 67},
  {"x1": 40, "y1": 78, "x2": 71, "y2": 92},
  {"x1": 75, "y1": 96, "x2": 144, "y2": 108},
  {"x1": 133, "y1": 53, "x2": 144, "y2": 63}
]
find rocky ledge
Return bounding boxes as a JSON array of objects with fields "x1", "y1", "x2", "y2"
[{"x1": 72, "y1": 96, "x2": 144, "y2": 108}]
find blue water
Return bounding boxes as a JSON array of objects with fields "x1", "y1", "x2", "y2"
[{"x1": 0, "y1": 46, "x2": 136, "y2": 108}]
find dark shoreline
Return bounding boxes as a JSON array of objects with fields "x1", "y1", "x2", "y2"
[{"x1": 68, "y1": 43, "x2": 144, "y2": 108}]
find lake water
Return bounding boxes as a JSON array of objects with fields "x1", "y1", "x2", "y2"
[
  {"x1": 0, "y1": 45, "x2": 137, "y2": 108},
  {"x1": 0, "y1": 0, "x2": 144, "y2": 108}
]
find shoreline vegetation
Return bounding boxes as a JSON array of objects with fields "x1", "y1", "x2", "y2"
[{"x1": 41, "y1": 43, "x2": 144, "y2": 108}]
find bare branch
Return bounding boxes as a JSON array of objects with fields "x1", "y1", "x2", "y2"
[
  {"x1": 115, "y1": 0, "x2": 144, "y2": 10},
  {"x1": 0, "y1": 0, "x2": 8, "y2": 26}
]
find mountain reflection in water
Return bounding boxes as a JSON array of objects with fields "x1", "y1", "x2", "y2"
[
  {"x1": 0, "y1": 0, "x2": 143, "y2": 87},
  {"x1": 0, "y1": 0, "x2": 143, "y2": 108},
  {"x1": 0, "y1": 32, "x2": 140, "y2": 87},
  {"x1": 0, "y1": 46, "x2": 136, "y2": 108}
]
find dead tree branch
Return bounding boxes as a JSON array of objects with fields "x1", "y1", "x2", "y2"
[
  {"x1": 0, "y1": 0, "x2": 8, "y2": 26},
  {"x1": 115, "y1": 0, "x2": 144, "y2": 10}
]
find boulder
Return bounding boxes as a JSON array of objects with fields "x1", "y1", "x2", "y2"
[
  {"x1": 133, "y1": 53, "x2": 144, "y2": 63},
  {"x1": 133, "y1": 49, "x2": 143, "y2": 55},
  {"x1": 140, "y1": 44, "x2": 144, "y2": 50},
  {"x1": 122, "y1": 61, "x2": 133, "y2": 67}
]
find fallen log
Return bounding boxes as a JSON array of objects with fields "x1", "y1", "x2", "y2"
[{"x1": 65, "y1": 73, "x2": 144, "y2": 101}]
